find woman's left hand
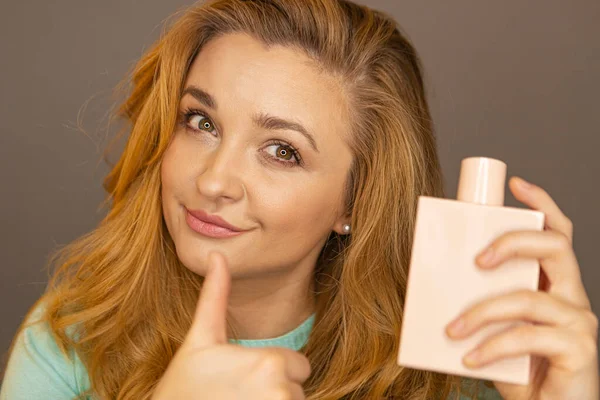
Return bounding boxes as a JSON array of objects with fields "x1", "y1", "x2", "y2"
[{"x1": 445, "y1": 176, "x2": 599, "y2": 400}]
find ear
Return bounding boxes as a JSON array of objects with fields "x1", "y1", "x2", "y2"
[{"x1": 332, "y1": 214, "x2": 352, "y2": 235}]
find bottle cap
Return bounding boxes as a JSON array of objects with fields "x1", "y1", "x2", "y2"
[{"x1": 456, "y1": 157, "x2": 506, "y2": 206}]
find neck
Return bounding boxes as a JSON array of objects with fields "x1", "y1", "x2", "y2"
[{"x1": 226, "y1": 266, "x2": 316, "y2": 340}]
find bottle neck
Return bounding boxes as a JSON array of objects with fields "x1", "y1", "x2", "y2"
[{"x1": 456, "y1": 157, "x2": 506, "y2": 206}]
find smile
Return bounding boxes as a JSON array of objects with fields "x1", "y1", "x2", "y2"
[{"x1": 185, "y1": 210, "x2": 247, "y2": 239}]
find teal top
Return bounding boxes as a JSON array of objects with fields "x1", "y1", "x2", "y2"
[
  {"x1": 229, "y1": 314, "x2": 315, "y2": 351},
  {"x1": 0, "y1": 305, "x2": 501, "y2": 399}
]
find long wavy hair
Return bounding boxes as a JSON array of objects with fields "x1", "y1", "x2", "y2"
[{"x1": 4, "y1": 0, "x2": 488, "y2": 398}]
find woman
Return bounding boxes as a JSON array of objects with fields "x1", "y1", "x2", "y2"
[{"x1": 1, "y1": 0, "x2": 597, "y2": 399}]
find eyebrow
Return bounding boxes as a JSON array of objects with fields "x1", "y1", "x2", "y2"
[{"x1": 181, "y1": 85, "x2": 320, "y2": 153}]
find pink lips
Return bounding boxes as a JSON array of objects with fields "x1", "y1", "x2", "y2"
[{"x1": 185, "y1": 208, "x2": 247, "y2": 239}]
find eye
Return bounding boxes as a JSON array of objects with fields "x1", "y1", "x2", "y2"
[
  {"x1": 264, "y1": 141, "x2": 303, "y2": 167},
  {"x1": 181, "y1": 108, "x2": 216, "y2": 135}
]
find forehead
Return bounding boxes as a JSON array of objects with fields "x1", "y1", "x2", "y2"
[{"x1": 183, "y1": 33, "x2": 350, "y2": 144}]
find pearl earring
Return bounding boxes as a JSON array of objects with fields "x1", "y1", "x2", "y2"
[{"x1": 342, "y1": 224, "x2": 351, "y2": 234}]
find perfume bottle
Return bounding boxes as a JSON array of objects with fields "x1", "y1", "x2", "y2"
[{"x1": 397, "y1": 157, "x2": 545, "y2": 385}]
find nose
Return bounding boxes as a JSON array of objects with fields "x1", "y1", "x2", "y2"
[{"x1": 195, "y1": 142, "x2": 245, "y2": 204}]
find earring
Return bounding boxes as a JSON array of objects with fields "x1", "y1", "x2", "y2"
[{"x1": 342, "y1": 224, "x2": 351, "y2": 234}]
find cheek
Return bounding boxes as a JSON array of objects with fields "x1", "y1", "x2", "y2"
[
  {"x1": 257, "y1": 181, "x2": 340, "y2": 235},
  {"x1": 161, "y1": 137, "x2": 194, "y2": 198},
  {"x1": 160, "y1": 152, "x2": 178, "y2": 210},
  {"x1": 160, "y1": 138, "x2": 192, "y2": 228}
]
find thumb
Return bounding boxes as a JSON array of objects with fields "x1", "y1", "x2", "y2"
[{"x1": 187, "y1": 251, "x2": 231, "y2": 347}]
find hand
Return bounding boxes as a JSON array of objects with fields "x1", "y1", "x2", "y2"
[
  {"x1": 445, "y1": 176, "x2": 599, "y2": 400},
  {"x1": 151, "y1": 251, "x2": 311, "y2": 400}
]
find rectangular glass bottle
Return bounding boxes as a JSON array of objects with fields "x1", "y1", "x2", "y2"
[{"x1": 397, "y1": 157, "x2": 545, "y2": 385}]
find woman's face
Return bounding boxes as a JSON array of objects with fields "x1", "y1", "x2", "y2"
[{"x1": 161, "y1": 33, "x2": 353, "y2": 281}]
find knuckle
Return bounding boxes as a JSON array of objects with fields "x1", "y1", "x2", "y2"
[
  {"x1": 518, "y1": 290, "x2": 538, "y2": 309},
  {"x1": 270, "y1": 387, "x2": 292, "y2": 400},
  {"x1": 578, "y1": 336, "x2": 598, "y2": 366},
  {"x1": 495, "y1": 234, "x2": 512, "y2": 249},
  {"x1": 584, "y1": 310, "x2": 599, "y2": 337},
  {"x1": 487, "y1": 324, "x2": 526, "y2": 351},
  {"x1": 512, "y1": 324, "x2": 536, "y2": 343},
  {"x1": 260, "y1": 352, "x2": 286, "y2": 373},
  {"x1": 564, "y1": 217, "x2": 574, "y2": 234},
  {"x1": 554, "y1": 232, "x2": 571, "y2": 250},
  {"x1": 302, "y1": 356, "x2": 312, "y2": 374}
]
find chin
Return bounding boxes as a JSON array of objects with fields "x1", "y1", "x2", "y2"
[
  {"x1": 174, "y1": 234, "x2": 243, "y2": 278},
  {"x1": 174, "y1": 243, "x2": 212, "y2": 277}
]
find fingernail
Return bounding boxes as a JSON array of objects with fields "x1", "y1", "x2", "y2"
[
  {"x1": 477, "y1": 247, "x2": 495, "y2": 266},
  {"x1": 517, "y1": 177, "x2": 532, "y2": 190},
  {"x1": 463, "y1": 349, "x2": 481, "y2": 367},
  {"x1": 447, "y1": 317, "x2": 465, "y2": 336}
]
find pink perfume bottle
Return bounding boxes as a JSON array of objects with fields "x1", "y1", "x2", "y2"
[{"x1": 397, "y1": 157, "x2": 545, "y2": 385}]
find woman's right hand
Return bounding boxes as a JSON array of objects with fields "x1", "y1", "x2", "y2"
[{"x1": 151, "y1": 251, "x2": 311, "y2": 400}]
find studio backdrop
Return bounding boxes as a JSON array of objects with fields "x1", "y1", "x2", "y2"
[{"x1": 1, "y1": 0, "x2": 598, "y2": 365}]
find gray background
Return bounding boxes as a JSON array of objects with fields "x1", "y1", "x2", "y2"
[{"x1": 1, "y1": 0, "x2": 598, "y2": 369}]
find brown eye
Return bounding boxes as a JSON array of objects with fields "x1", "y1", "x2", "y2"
[
  {"x1": 276, "y1": 146, "x2": 293, "y2": 160},
  {"x1": 189, "y1": 115, "x2": 214, "y2": 132},
  {"x1": 264, "y1": 142, "x2": 301, "y2": 166}
]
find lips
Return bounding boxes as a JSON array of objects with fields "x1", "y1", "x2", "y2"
[{"x1": 185, "y1": 208, "x2": 243, "y2": 232}]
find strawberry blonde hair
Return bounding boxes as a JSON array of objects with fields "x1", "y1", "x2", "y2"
[{"x1": 4, "y1": 0, "x2": 488, "y2": 398}]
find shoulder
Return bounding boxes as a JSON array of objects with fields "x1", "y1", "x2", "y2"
[{"x1": 0, "y1": 301, "x2": 90, "y2": 400}]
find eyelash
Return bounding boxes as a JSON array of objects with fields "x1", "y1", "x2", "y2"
[{"x1": 179, "y1": 107, "x2": 303, "y2": 168}]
